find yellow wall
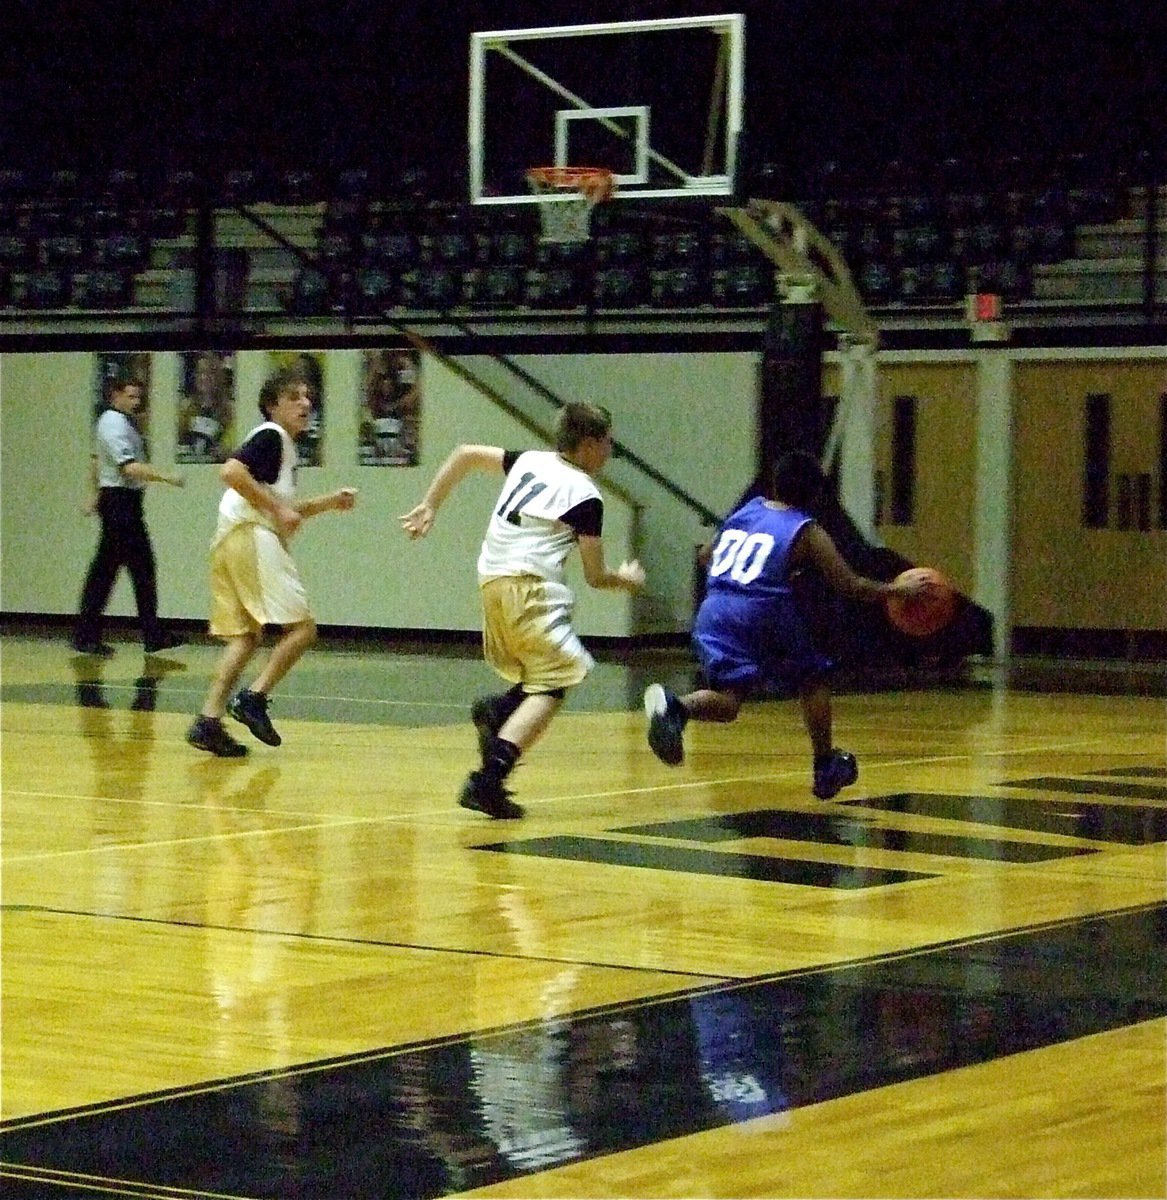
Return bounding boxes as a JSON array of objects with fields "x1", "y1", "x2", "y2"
[
  {"x1": 871, "y1": 362, "x2": 979, "y2": 596},
  {"x1": 826, "y1": 353, "x2": 1165, "y2": 635},
  {"x1": 1012, "y1": 360, "x2": 1167, "y2": 630}
]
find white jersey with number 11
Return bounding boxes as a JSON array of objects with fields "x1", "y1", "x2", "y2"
[{"x1": 477, "y1": 450, "x2": 601, "y2": 585}]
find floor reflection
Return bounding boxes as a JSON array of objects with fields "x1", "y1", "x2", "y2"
[
  {"x1": 3, "y1": 904, "x2": 1163, "y2": 1199},
  {"x1": 69, "y1": 652, "x2": 187, "y2": 714}
]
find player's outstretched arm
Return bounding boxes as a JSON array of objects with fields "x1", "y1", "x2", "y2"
[
  {"x1": 400, "y1": 444, "x2": 504, "y2": 540},
  {"x1": 797, "y1": 524, "x2": 893, "y2": 602},
  {"x1": 122, "y1": 460, "x2": 184, "y2": 488},
  {"x1": 296, "y1": 487, "x2": 359, "y2": 519},
  {"x1": 577, "y1": 536, "x2": 646, "y2": 592},
  {"x1": 797, "y1": 525, "x2": 930, "y2": 602}
]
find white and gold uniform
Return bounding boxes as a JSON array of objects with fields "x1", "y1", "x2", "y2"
[
  {"x1": 477, "y1": 450, "x2": 603, "y2": 692},
  {"x1": 208, "y1": 421, "x2": 311, "y2": 636}
]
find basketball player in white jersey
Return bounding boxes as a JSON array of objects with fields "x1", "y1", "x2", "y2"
[
  {"x1": 188, "y1": 366, "x2": 357, "y2": 757},
  {"x1": 401, "y1": 403, "x2": 645, "y2": 818}
]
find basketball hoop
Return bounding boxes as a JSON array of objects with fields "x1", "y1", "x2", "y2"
[{"x1": 526, "y1": 166, "x2": 614, "y2": 243}]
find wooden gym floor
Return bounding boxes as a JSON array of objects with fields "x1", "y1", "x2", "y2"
[{"x1": 1, "y1": 627, "x2": 1164, "y2": 1198}]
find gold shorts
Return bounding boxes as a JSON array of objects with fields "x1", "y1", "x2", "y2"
[
  {"x1": 208, "y1": 523, "x2": 311, "y2": 637},
  {"x1": 480, "y1": 576, "x2": 593, "y2": 692}
]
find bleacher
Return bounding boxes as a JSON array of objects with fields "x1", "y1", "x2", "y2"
[{"x1": 0, "y1": 152, "x2": 1161, "y2": 331}]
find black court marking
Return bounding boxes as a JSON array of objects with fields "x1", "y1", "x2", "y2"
[
  {"x1": 1001, "y1": 776, "x2": 1167, "y2": 802},
  {"x1": 477, "y1": 835, "x2": 934, "y2": 887},
  {"x1": 612, "y1": 811, "x2": 1094, "y2": 863},
  {"x1": 2, "y1": 904, "x2": 1164, "y2": 1199},
  {"x1": 849, "y1": 793, "x2": 1167, "y2": 843}
]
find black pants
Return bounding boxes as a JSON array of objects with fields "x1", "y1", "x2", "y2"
[{"x1": 76, "y1": 488, "x2": 161, "y2": 644}]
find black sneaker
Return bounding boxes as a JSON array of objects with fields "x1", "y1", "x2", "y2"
[
  {"x1": 227, "y1": 689, "x2": 282, "y2": 746},
  {"x1": 459, "y1": 770, "x2": 524, "y2": 819},
  {"x1": 72, "y1": 639, "x2": 116, "y2": 658},
  {"x1": 144, "y1": 632, "x2": 186, "y2": 654},
  {"x1": 187, "y1": 716, "x2": 248, "y2": 757},
  {"x1": 644, "y1": 683, "x2": 686, "y2": 765},
  {"x1": 813, "y1": 749, "x2": 859, "y2": 800}
]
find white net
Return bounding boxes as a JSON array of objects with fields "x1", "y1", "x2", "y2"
[{"x1": 526, "y1": 168, "x2": 613, "y2": 243}]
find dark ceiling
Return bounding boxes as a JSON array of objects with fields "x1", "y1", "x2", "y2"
[{"x1": 0, "y1": 0, "x2": 1162, "y2": 195}]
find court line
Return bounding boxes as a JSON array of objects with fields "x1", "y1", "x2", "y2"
[
  {"x1": 3, "y1": 902, "x2": 724, "y2": 983},
  {"x1": 0, "y1": 1162, "x2": 248, "y2": 1198},
  {"x1": 2, "y1": 686, "x2": 492, "y2": 712},
  {"x1": 0, "y1": 1166, "x2": 242, "y2": 1200},
  {"x1": 3, "y1": 787, "x2": 365, "y2": 822},
  {"x1": 0, "y1": 809, "x2": 436, "y2": 861},
  {"x1": 565, "y1": 734, "x2": 1143, "y2": 801},
  {"x1": 0, "y1": 730, "x2": 1096, "y2": 825},
  {"x1": 3, "y1": 734, "x2": 1153, "y2": 863}
]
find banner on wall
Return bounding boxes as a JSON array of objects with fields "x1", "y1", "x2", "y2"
[
  {"x1": 266, "y1": 350, "x2": 324, "y2": 466},
  {"x1": 359, "y1": 348, "x2": 420, "y2": 466},
  {"x1": 176, "y1": 350, "x2": 236, "y2": 463},
  {"x1": 95, "y1": 352, "x2": 153, "y2": 451}
]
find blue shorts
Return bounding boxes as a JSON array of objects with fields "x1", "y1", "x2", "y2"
[{"x1": 692, "y1": 589, "x2": 834, "y2": 698}]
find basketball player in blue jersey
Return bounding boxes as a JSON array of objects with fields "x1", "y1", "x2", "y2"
[
  {"x1": 643, "y1": 450, "x2": 926, "y2": 800},
  {"x1": 401, "y1": 403, "x2": 645, "y2": 819}
]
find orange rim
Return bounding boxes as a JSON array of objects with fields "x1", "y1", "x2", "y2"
[{"x1": 527, "y1": 167, "x2": 614, "y2": 196}]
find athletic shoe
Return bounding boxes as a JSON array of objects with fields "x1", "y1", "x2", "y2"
[
  {"x1": 813, "y1": 749, "x2": 859, "y2": 800},
  {"x1": 459, "y1": 770, "x2": 524, "y2": 819},
  {"x1": 144, "y1": 632, "x2": 186, "y2": 654},
  {"x1": 644, "y1": 683, "x2": 686, "y2": 766},
  {"x1": 227, "y1": 689, "x2": 282, "y2": 746},
  {"x1": 72, "y1": 639, "x2": 116, "y2": 658},
  {"x1": 187, "y1": 716, "x2": 248, "y2": 758}
]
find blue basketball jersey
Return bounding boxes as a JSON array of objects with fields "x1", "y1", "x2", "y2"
[
  {"x1": 693, "y1": 497, "x2": 833, "y2": 695},
  {"x1": 704, "y1": 497, "x2": 812, "y2": 600}
]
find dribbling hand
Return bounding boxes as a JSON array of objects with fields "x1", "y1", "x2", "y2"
[{"x1": 890, "y1": 573, "x2": 931, "y2": 598}]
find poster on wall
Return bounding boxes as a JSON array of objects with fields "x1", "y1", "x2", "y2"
[
  {"x1": 95, "y1": 352, "x2": 153, "y2": 451},
  {"x1": 359, "y1": 348, "x2": 420, "y2": 466},
  {"x1": 266, "y1": 350, "x2": 324, "y2": 466},
  {"x1": 176, "y1": 350, "x2": 236, "y2": 463}
]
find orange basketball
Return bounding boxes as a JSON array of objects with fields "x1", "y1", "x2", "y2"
[{"x1": 885, "y1": 567, "x2": 958, "y2": 637}]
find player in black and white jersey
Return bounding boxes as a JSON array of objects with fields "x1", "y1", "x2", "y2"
[
  {"x1": 401, "y1": 403, "x2": 645, "y2": 818},
  {"x1": 187, "y1": 366, "x2": 358, "y2": 757}
]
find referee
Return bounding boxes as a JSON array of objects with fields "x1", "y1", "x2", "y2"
[{"x1": 73, "y1": 370, "x2": 186, "y2": 657}]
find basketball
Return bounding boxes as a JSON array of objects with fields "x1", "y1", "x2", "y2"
[{"x1": 885, "y1": 567, "x2": 958, "y2": 637}]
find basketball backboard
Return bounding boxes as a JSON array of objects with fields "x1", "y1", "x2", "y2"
[{"x1": 469, "y1": 14, "x2": 745, "y2": 205}]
